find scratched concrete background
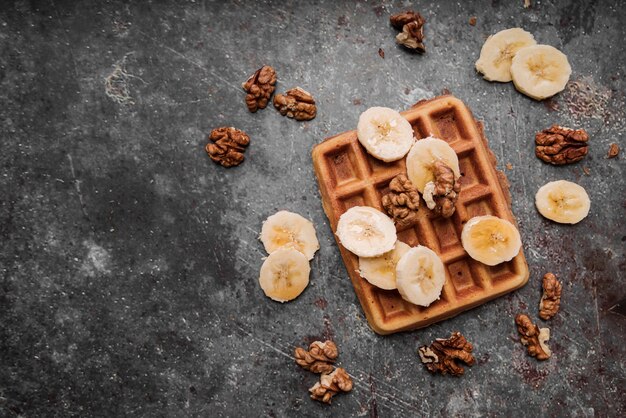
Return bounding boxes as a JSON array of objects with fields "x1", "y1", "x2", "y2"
[{"x1": 0, "y1": 0, "x2": 624, "y2": 416}]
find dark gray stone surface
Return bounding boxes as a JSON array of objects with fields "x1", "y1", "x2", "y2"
[{"x1": 1, "y1": 0, "x2": 624, "y2": 416}]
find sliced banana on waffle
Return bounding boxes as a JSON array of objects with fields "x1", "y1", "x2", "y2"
[
  {"x1": 461, "y1": 215, "x2": 522, "y2": 266},
  {"x1": 336, "y1": 206, "x2": 397, "y2": 258},
  {"x1": 259, "y1": 247, "x2": 310, "y2": 302},
  {"x1": 260, "y1": 210, "x2": 319, "y2": 260},
  {"x1": 357, "y1": 107, "x2": 415, "y2": 162},
  {"x1": 535, "y1": 180, "x2": 590, "y2": 224},
  {"x1": 475, "y1": 28, "x2": 536, "y2": 82},
  {"x1": 406, "y1": 137, "x2": 460, "y2": 193},
  {"x1": 510, "y1": 45, "x2": 571, "y2": 100},
  {"x1": 396, "y1": 246, "x2": 446, "y2": 307},
  {"x1": 358, "y1": 241, "x2": 411, "y2": 290}
]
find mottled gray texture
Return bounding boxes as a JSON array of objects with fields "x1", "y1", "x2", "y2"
[{"x1": 0, "y1": 0, "x2": 624, "y2": 417}]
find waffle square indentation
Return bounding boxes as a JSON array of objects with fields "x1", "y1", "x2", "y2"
[
  {"x1": 337, "y1": 191, "x2": 367, "y2": 212},
  {"x1": 429, "y1": 108, "x2": 472, "y2": 144},
  {"x1": 326, "y1": 146, "x2": 362, "y2": 187},
  {"x1": 464, "y1": 198, "x2": 496, "y2": 219},
  {"x1": 447, "y1": 259, "x2": 482, "y2": 296},
  {"x1": 432, "y1": 216, "x2": 460, "y2": 252},
  {"x1": 458, "y1": 149, "x2": 489, "y2": 190},
  {"x1": 487, "y1": 260, "x2": 518, "y2": 284}
]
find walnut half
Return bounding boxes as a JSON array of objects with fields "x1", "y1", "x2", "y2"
[
  {"x1": 205, "y1": 127, "x2": 250, "y2": 167},
  {"x1": 539, "y1": 273, "x2": 562, "y2": 320},
  {"x1": 309, "y1": 367, "x2": 353, "y2": 404},
  {"x1": 241, "y1": 65, "x2": 276, "y2": 112},
  {"x1": 422, "y1": 161, "x2": 460, "y2": 218},
  {"x1": 515, "y1": 314, "x2": 551, "y2": 361},
  {"x1": 382, "y1": 174, "x2": 420, "y2": 227},
  {"x1": 294, "y1": 340, "x2": 338, "y2": 374},
  {"x1": 418, "y1": 332, "x2": 475, "y2": 376},
  {"x1": 535, "y1": 125, "x2": 589, "y2": 165},
  {"x1": 273, "y1": 87, "x2": 317, "y2": 121},
  {"x1": 390, "y1": 11, "x2": 426, "y2": 53}
]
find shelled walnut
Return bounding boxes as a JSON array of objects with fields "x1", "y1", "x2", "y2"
[
  {"x1": 294, "y1": 340, "x2": 338, "y2": 374},
  {"x1": 241, "y1": 65, "x2": 276, "y2": 112},
  {"x1": 390, "y1": 11, "x2": 426, "y2": 53},
  {"x1": 539, "y1": 273, "x2": 562, "y2": 320},
  {"x1": 515, "y1": 314, "x2": 551, "y2": 361},
  {"x1": 607, "y1": 143, "x2": 620, "y2": 158},
  {"x1": 205, "y1": 127, "x2": 250, "y2": 167},
  {"x1": 535, "y1": 125, "x2": 589, "y2": 165},
  {"x1": 382, "y1": 174, "x2": 420, "y2": 226},
  {"x1": 418, "y1": 332, "x2": 475, "y2": 376},
  {"x1": 273, "y1": 87, "x2": 317, "y2": 121},
  {"x1": 309, "y1": 367, "x2": 353, "y2": 404},
  {"x1": 422, "y1": 161, "x2": 460, "y2": 218}
]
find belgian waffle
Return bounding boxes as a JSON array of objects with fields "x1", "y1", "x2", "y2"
[{"x1": 312, "y1": 95, "x2": 529, "y2": 335}]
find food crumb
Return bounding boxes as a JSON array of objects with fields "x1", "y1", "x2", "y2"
[
  {"x1": 523, "y1": 0, "x2": 531, "y2": 8},
  {"x1": 378, "y1": 48, "x2": 385, "y2": 59},
  {"x1": 469, "y1": 17, "x2": 477, "y2": 26},
  {"x1": 607, "y1": 143, "x2": 620, "y2": 158},
  {"x1": 506, "y1": 163, "x2": 513, "y2": 170},
  {"x1": 582, "y1": 166, "x2": 590, "y2": 175}
]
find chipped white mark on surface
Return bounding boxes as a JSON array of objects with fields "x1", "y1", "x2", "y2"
[{"x1": 80, "y1": 240, "x2": 111, "y2": 276}]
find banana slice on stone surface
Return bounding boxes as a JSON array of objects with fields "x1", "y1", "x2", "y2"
[
  {"x1": 358, "y1": 241, "x2": 411, "y2": 290},
  {"x1": 396, "y1": 245, "x2": 446, "y2": 307},
  {"x1": 535, "y1": 180, "x2": 590, "y2": 224},
  {"x1": 461, "y1": 215, "x2": 522, "y2": 266},
  {"x1": 260, "y1": 210, "x2": 319, "y2": 260},
  {"x1": 258, "y1": 247, "x2": 310, "y2": 302},
  {"x1": 475, "y1": 28, "x2": 536, "y2": 82},
  {"x1": 406, "y1": 137, "x2": 461, "y2": 193},
  {"x1": 357, "y1": 107, "x2": 415, "y2": 162},
  {"x1": 510, "y1": 44, "x2": 571, "y2": 100},
  {"x1": 336, "y1": 206, "x2": 397, "y2": 258}
]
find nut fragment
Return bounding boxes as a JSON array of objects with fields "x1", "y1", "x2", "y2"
[
  {"x1": 273, "y1": 87, "x2": 317, "y2": 121},
  {"x1": 515, "y1": 314, "x2": 551, "y2": 361},
  {"x1": 469, "y1": 16, "x2": 477, "y2": 26},
  {"x1": 418, "y1": 332, "x2": 475, "y2": 376},
  {"x1": 535, "y1": 125, "x2": 589, "y2": 165},
  {"x1": 205, "y1": 127, "x2": 250, "y2": 167},
  {"x1": 242, "y1": 65, "x2": 276, "y2": 112},
  {"x1": 539, "y1": 273, "x2": 562, "y2": 320},
  {"x1": 294, "y1": 340, "x2": 338, "y2": 374},
  {"x1": 607, "y1": 143, "x2": 620, "y2": 158},
  {"x1": 390, "y1": 11, "x2": 426, "y2": 53},
  {"x1": 422, "y1": 161, "x2": 460, "y2": 218},
  {"x1": 382, "y1": 174, "x2": 420, "y2": 226},
  {"x1": 309, "y1": 367, "x2": 353, "y2": 404}
]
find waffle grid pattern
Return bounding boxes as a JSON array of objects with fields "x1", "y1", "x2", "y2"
[{"x1": 312, "y1": 96, "x2": 529, "y2": 334}]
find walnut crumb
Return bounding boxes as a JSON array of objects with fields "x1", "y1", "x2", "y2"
[
  {"x1": 422, "y1": 161, "x2": 460, "y2": 218},
  {"x1": 382, "y1": 174, "x2": 420, "y2": 227},
  {"x1": 469, "y1": 16, "x2": 477, "y2": 26},
  {"x1": 539, "y1": 273, "x2": 562, "y2": 320},
  {"x1": 273, "y1": 87, "x2": 317, "y2": 121},
  {"x1": 242, "y1": 65, "x2": 276, "y2": 112},
  {"x1": 418, "y1": 332, "x2": 475, "y2": 376},
  {"x1": 294, "y1": 340, "x2": 337, "y2": 374},
  {"x1": 205, "y1": 127, "x2": 250, "y2": 167},
  {"x1": 309, "y1": 367, "x2": 353, "y2": 404},
  {"x1": 607, "y1": 143, "x2": 620, "y2": 158},
  {"x1": 506, "y1": 162, "x2": 513, "y2": 170},
  {"x1": 535, "y1": 125, "x2": 589, "y2": 165},
  {"x1": 390, "y1": 11, "x2": 426, "y2": 53},
  {"x1": 515, "y1": 314, "x2": 551, "y2": 360}
]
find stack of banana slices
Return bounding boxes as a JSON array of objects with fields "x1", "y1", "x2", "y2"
[
  {"x1": 337, "y1": 206, "x2": 446, "y2": 307},
  {"x1": 258, "y1": 211, "x2": 320, "y2": 302},
  {"x1": 475, "y1": 28, "x2": 571, "y2": 100}
]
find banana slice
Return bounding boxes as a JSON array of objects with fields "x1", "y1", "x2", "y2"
[
  {"x1": 336, "y1": 206, "x2": 397, "y2": 258},
  {"x1": 510, "y1": 44, "x2": 571, "y2": 100},
  {"x1": 358, "y1": 241, "x2": 411, "y2": 290},
  {"x1": 461, "y1": 215, "x2": 522, "y2": 266},
  {"x1": 258, "y1": 247, "x2": 310, "y2": 302},
  {"x1": 260, "y1": 211, "x2": 319, "y2": 260},
  {"x1": 406, "y1": 137, "x2": 460, "y2": 193},
  {"x1": 475, "y1": 28, "x2": 536, "y2": 82},
  {"x1": 535, "y1": 180, "x2": 590, "y2": 224},
  {"x1": 357, "y1": 107, "x2": 414, "y2": 162},
  {"x1": 396, "y1": 246, "x2": 446, "y2": 307}
]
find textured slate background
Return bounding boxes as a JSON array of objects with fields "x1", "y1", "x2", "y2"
[{"x1": 1, "y1": 0, "x2": 624, "y2": 417}]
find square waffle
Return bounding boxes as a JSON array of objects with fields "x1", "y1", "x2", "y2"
[{"x1": 312, "y1": 95, "x2": 529, "y2": 335}]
